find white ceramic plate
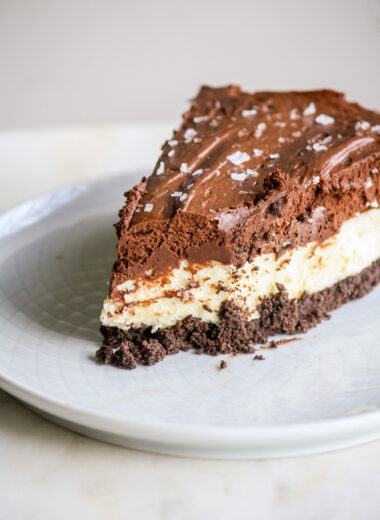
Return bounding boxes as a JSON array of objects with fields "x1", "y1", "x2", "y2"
[{"x1": 1, "y1": 172, "x2": 379, "y2": 459}]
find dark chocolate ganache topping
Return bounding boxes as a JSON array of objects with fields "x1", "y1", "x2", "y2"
[
  {"x1": 134, "y1": 87, "x2": 379, "y2": 221},
  {"x1": 110, "y1": 86, "x2": 380, "y2": 295}
]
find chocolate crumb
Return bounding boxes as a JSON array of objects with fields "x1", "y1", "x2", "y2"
[
  {"x1": 274, "y1": 337, "x2": 301, "y2": 347},
  {"x1": 263, "y1": 337, "x2": 302, "y2": 350},
  {"x1": 216, "y1": 282, "x2": 228, "y2": 293},
  {"x1": 267, "y1": 198, "x2": 285, "y2": 217},
  {"x1": 219, "y1": 359, "x2": 228, "y2": 370},
  {"x1": 254, "y1": 354, "x2": 265, "y2": 360},
  {"x1": 98, "y1": 260, "x2": 380, "y2": 369}
]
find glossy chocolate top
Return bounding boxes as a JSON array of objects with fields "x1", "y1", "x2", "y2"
[{"x1": 132, "y1": 86, "x2": 380, "y2": 223}]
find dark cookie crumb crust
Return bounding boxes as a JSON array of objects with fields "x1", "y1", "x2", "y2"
[{"x1": 97, "y1": 259, "x2": 380, "y2": 369}]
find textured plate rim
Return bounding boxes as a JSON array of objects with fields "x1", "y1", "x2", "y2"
[
  {"x1": 1, "y1": 370, "x2": 380, "y2": 447},
  {"x1": 1, "y1": 177, "x2": 380, "y2": 453}
]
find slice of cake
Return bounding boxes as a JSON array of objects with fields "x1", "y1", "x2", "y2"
[{"x1": 97, "y1": 86, "x2": 380, "y2": 369}]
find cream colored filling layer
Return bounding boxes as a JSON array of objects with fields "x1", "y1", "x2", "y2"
[{"x1": 101, "y1": 208, "x2": 380, "y2": 331}]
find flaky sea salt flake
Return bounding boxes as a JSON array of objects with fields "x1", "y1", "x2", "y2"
[
  {"x1": 242, "y1": 108, "x2": 257, "y2": 117},
  {"x1": 315, "y1": 114, "x2": 335, "y2": 126},
  {"x1": 355, "y1": 121, "x2": 370, "y2": 131},
  {"x1": 246, "y1": 169, "x2": 259, "y2": 177},
  {"x1": 144, "y1": 203, "x2": 154, "y2": 212},
  {"x1": 313, "y1": 142, "x2": 327, "y2": 152},
  {"x1": 227, "y1": 151, "x2": 250, "y2": 165},
  {"x1": 230, "y1": 172, "x2": 247, "y2": 181},
  {"x1": 290, "y1": 108, "x2": 299, "y2": 120},
  {"x1": 184, "y1": 128, "x2": 197, "y2": 143},
  {"x1": 156, "y1": 161, "x2": 165, "y2": 175},
  {"x1": 180, "y1": 162, "x2": 189, "y2": 172},
  {"x1": 303, "y1": 102, "x2": 316, "y2": 116},
  {"x1": 254, "y1": 122, "x2": 266, "y2": 138},
  {"x1": 193, "y1": 116, "x2": 208, "y2": 123}
]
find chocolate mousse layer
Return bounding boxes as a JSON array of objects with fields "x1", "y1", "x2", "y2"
[{"x1": 110, "y1": 87, "x2": 380, "y2": 298}]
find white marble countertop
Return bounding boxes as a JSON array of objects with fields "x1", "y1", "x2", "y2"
[{"x1": 1, "y1": 126, "x2": 379, "y2": 520}]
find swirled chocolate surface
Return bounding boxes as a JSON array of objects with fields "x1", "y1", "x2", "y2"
[{"x1": 110, "y1": 86, "x2": 380, "y2": 297}]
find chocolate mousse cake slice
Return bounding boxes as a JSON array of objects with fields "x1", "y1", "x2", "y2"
[{"x1": 98, "y1": 86, "x2": 380, "y2": 369}]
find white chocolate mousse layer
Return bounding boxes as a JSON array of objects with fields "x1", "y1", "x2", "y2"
[{"x1": 101, "y1": 208, "x2": 380, "y2": 332}]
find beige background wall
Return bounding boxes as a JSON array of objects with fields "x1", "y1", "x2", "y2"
[{"x1": 0, "y1": 0, "x2": 379, "y2": 129}]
